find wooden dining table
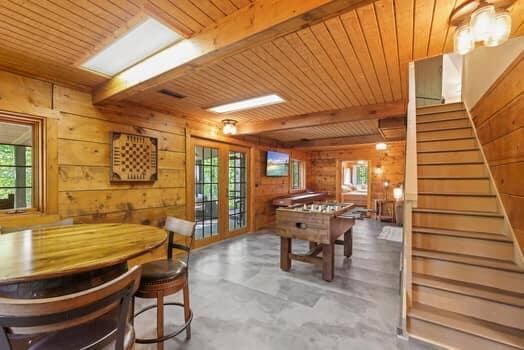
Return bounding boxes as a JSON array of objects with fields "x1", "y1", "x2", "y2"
[{"x1": 0, "y1": 223, "x2": 167, "y2": 299}]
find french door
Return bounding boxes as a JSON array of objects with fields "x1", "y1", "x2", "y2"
[{"x1": 190, "y1": 139, "x2": 250, "y2": 247}]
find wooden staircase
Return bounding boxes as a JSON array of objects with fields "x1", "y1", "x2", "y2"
[{"x1": 406, "y1": 102, "x2": 524, "y2": 350}]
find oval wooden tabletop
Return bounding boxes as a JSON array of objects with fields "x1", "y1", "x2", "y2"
[{"x1": 0, "y1": 223, "x2": 167, "y2": 284}]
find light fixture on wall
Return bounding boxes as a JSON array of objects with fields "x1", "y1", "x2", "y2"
[
  {"x1": 375, "y1": 142, "x2": 388, "y2": 151},
  {"x1": 393, "y1": 185, "x2": 404, "y2": 201},
  {"x1": 374, "y1": 165, "x2": 383, "y2": 176},
  {"x1": 383, "y1": 180, "x2": 390, "y2": 200},
  {"x1": 222, "y1": 119, "x2": 237, "y2": 135},
  {"x1": 451, "y1": 1, "x2": 513, "y2": 55}
]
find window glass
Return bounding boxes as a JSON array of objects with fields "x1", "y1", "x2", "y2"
[
  {"x1": 291, "y1": 159, "x2": 305, "y2": 191},
  {"x1": 0, "y1": 121, "x2": 33, "y2": 210}
]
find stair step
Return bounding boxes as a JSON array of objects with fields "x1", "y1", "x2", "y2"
[
  {"x1": 413, "y1": 274, "x2": 524, "y2": 307},
  {"x1": 417, "y1": 138, "x2": 478, "y2": 152},
  {"x1": 409, "y1": 303, "x2": 524, "y2": 350},
  {"x1": 418, "y1": 163, "x2": 488, "y2": 178},
  {"x1": 414, "y1": 285, "x2": 524, "y2": 329},
  {"x1": 413, "y1": 232, "x2": 514, "y2": 261},
  {"x1": 413, "y1": 209, "x2": 505, "y2": 234},
  {"x1": 417, "y1": 193, "x2": 499, "y2": 212},
  {"x1": 413, "y1": 208, "x2": 503, "y2": 217},
  {"x1": 413, "y1": 227, "x2": 512, "y2": 242},
  {"x1": 417, "y1": 127, "x2": 474, "y2": 141},
  {"x1": 416, "y1": 102, "x2": 465, "y2": 115},
  {"x1": 412, "y1": 255, "x2": 524, "y2": 293},
  {"x1": 418, "y1": 178, "x2": 492, "y2": 194},
  {"x1": 413, "y1": 249, "x2": 522, "y2": 272},
  {"x1": 417, "y1": 118, "x2": 472, "y2": 132},
  {"x1": 416, "y1": 109, "x2": 468, "y2": 123},
  {"x1": 418, "y1": 150, "x2": 483, "y2": 164}
]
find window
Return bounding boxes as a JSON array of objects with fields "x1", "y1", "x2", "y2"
[
  {"x1": 290, "y1": 159, "x2": 306, "y2": 191},
  {"x1": 343, "y1": 167, "x2": 352, "y2": 186},
  {"x1": 0, "y1": 115, "x2": 42, "y2": 212},
  {"x1": 354, "y1": 165, "x2": 368, "y2": 187}
]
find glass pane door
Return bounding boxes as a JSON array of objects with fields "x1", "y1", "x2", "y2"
[
  {"x1": 228, "y1": 151, "x2": 247, "y2": 231},
  {"x1": 194, "y1": 145, "x2": 219, "y2": 240}
]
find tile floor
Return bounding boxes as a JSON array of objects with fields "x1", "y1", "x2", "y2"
[{"x1": 134, "y1": 219, "x2": 435, "y2": 350}]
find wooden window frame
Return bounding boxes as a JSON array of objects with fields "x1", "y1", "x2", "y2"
[
  {"x1": 0, "y1": 113, "x2": 46, "y2": 216},
  {"x1": 290, "y1": 159, "x2": 306, "y2": 193}
]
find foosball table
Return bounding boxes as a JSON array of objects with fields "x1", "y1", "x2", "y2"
[{"x1": 276, "y1": 203, "x2": 356, "y2": 281}]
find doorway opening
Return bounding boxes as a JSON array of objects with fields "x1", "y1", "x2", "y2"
[{"x1": 336, "y1": 160, "x2": 371, "y2": 208}]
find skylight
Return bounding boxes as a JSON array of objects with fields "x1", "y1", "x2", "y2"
[
  {"x1": 81, "y1": 17, "x2": 182, "y2": 77},
  {"x1": 207, "y1": 94, "x2": 285, "y2": 114}
]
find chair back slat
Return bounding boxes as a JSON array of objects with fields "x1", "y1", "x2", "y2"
[
  {"x1": 164, "y1": 217, "x2": 195, "y2": 260},
  {"x1": 0, "y1": 266, "x2": 141, "y2": 344},
  {"x1": 165, "y1": 217, "x2": 195, "y2": 237}
]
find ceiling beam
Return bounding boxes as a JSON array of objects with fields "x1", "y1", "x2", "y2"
[
  {"x1": 284, "y1": 134, "x2": 385, "y2": 150},
  {"x1": 92, "y1": 0, "x2": 374, "y2": 104},
  {"x1": 236, "y1": 101, "x2": 406, "y2": 135}
]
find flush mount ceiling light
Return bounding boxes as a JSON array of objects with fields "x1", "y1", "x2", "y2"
[
  {"x1": 376, "y1": 142, "x2": 388, "y2": 151},
  {"x1": 450, "y1": 0, "x2": 514, "y2": 55},
  {"x1": 222, "y1": 119, "x2": 238, "y2": 135},
  {"x1": 207, "y1": 94, "x2": 285, "y2": 114},
  {"x1": 81, "y1": 17, "x2": 182, "y2": 77}
]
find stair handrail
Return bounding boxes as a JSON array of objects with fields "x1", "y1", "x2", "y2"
[{"x1": 399, "y1": 61, "x2": 417, "y2": 337}]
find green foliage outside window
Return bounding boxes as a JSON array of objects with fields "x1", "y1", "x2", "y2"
[
  {"x1": 0, "y1": 144, "x2": 32, "y2": 208},
  {"x1": 355, "y1": 165, "x2": 368, "y2": 186}
]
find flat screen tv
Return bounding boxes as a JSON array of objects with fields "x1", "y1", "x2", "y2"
[{"x1": 266, "y1": 151, "x2": 289, "y2": 177}]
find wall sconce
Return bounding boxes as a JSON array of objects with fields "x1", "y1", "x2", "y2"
[
  {"x1": 374, "y1": 165, "x2": 383, "y2": 175},
  {"x1": 376, "y1": 142, "x2": 388, "y2": 151},
  {"x1": 393, "y1": 185, "x2": 404, "y2": 201},
  {"x1": 383, "y1": 180, "x2": 390, "y2": 200},
  {"x1": 222, "y1": 119, "x2": 237, "y2": 135},
  {"x1": 451, "y1": 1, "x2": 512, "y2": 55}
]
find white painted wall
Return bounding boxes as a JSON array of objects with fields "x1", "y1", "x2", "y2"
[
  {"x1": 442, "y1": 53, "x2": 463, "y2": 104},
  {"x1": 462, "y1": 36, "x2": 524, "y2": 108}
]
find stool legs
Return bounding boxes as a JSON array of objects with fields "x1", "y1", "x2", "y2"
[
  {"x1": 156, "y1": 295, "x2": 164, "y2": 350},
  {"x1": 183, "y1": 283, "x2": 191, "y2": 340}
]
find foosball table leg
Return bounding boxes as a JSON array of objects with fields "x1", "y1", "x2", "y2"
[
  {"x1": 344, "y1": 228, "x2": 353, "y2": 257},
  {"x1": 280, "y1": 237, "x2": 292, "y2": 271},
  {"x1": 322, "y1": 243, "x2": 335, "y2": 282}
]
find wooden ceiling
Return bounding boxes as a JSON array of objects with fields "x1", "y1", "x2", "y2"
[
  {"x1": 260, "y1": 119, "x2": 379, "y2": 142},
  {"x1": 0, "y1": 0, "x2": 255, "y2": 90},
  {"x1": 0, "y1": 0, "x2": 522, "y2": 142}
]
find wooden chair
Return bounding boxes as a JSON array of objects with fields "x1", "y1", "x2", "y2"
[
  {"x1": 0, "y1": 265, "x2": 141, "y2": 350},
  {"x1": 134, "y1": 217, "x2": 195, "y2": 350}
]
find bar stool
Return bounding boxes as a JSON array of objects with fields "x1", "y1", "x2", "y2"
[{"x1": 134, "y1": 217, "x2": 195, "y2": 350}]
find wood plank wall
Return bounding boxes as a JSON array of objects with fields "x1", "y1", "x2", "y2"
[
  {"x1": 254, "y1": 147, "x2": 309, "y2": 229},
  {"x1": 307, "y1": 142, "x2": 406, "y2": 204},
  {"x1": 0, "y1": 71, "x2": 187, "y2": 229},
  {"x1": 469, "y1": 53, "x2": 524, "y2": 249},
  {"x1": 0, "y1": 70, "x2": 310, "y2": 234}
]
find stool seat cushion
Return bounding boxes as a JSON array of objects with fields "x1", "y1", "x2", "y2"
[{"x1": 141, "y1": 259, "x2": 187, "y2": 282}]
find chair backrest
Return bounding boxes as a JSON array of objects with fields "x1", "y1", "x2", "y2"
[
  {"x1": 0, "y1": 266, "x2": 142, "y2": 350},
  {"x1": 164, "y1": 217, "x2": 196, "y2": 261}
]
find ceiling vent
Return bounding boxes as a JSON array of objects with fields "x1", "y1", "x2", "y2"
[{"x1": 158, "y1": 89, "x2": 186, "y2": 99}]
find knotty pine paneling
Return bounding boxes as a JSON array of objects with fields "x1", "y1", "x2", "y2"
[
  {"x1": 253, "y1": 148, "x2": 310, "y2": 229},
  {"x1": 470, "y1": 54, "x2": 524, "y2": 249},
  {"x1": 308, "y1": 142, "x2": 406, "y2": 205},
  {"x1": 0, "y1": 70, "x2": 187, "y2": 231}
]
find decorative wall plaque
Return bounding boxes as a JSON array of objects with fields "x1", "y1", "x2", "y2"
[{"x1": 111, "y1": 132, "x2": 158, "y2": 182}]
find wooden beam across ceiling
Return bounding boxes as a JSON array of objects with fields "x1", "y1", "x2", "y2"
[
  {"x1": 92, "y1": 0, "x2": 375, "y2": 105},
  {"x1": 236, "y1": 101, "x2": 406, "y2": 135},
  {"x1": 285, "y1": 133, "x2": 384, "y2": 149}
]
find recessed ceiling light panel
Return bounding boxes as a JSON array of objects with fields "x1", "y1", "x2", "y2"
[
  {"x1": 81, "y1": 17, "x2": 181, "y2": 77},
  {"x1": 207, "y1": 94, "x2": 285, "y2": 114}
]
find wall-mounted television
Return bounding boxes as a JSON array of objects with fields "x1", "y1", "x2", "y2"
[{"x1": 266, "y1": 151, "x2": 289, "y2": 177}]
